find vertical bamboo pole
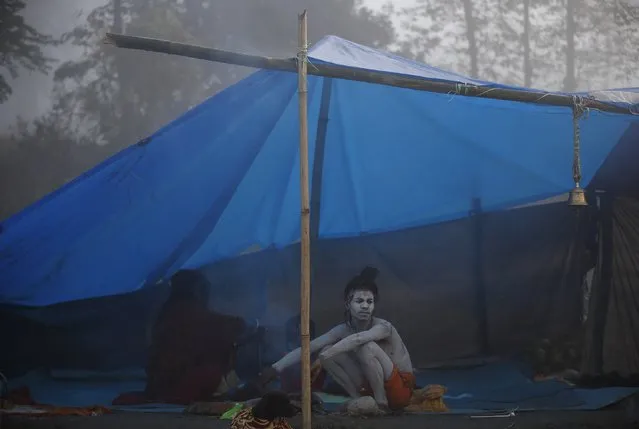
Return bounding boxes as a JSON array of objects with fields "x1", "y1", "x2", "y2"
[{"x1": 297, "y1": 10, "x2": 312, "y2": 429}]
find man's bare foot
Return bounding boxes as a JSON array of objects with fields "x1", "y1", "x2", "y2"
[{"x1": 376, "y1": 403, "x2": 393, "y2": 415}]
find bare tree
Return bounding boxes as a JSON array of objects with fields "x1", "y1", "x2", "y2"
[
  {"x1": 564, "y1": 0, "x2": 577, "y2": 91},
  {"x1": 522, "y1": 0, "x2": 532, "y2": 87},
  {"x1": 0, "y1": 0, "x2": 57, "y2": 102},
  {"x1": 462, "y1": 0, "x2": 479, "y2": 78}
]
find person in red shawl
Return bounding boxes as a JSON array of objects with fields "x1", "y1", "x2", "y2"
[{"x1": 144, "y1": 269, "x2": 246, "y2": 405}]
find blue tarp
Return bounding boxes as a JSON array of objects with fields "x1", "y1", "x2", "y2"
[
  {"x1": 7, "y1": 361, "x2": 637, "y2": 412},
  {"x1": 413, "y1": 361, "x2": 638, "y2": 412},
  {"x1": 1, "y1": 36, "x2": 638, "y2": 306}
]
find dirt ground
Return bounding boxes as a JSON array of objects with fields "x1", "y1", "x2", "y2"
[{"x1": 3, "y1": 407, "x2": 638, "y2": 429}]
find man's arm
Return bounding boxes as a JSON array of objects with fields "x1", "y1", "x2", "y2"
[
  {"x1": 319, "y1": 322, "x2": 392, "y2": 361},
  {"x1": 271, "y1": 325, "x2": 344, "y2": 373}
]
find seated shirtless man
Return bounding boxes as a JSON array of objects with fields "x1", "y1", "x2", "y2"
[{"x1": 260, "y1": 267, "x2": 415, "y2": 411}]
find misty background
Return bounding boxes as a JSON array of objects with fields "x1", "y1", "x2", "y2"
[{"x1": 1, "y1": 0, "x2": 637, "y2": 220}]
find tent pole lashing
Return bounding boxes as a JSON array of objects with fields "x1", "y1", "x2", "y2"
[{"x1": 297, "y1": 10, "x2": 313, "y2": 429}]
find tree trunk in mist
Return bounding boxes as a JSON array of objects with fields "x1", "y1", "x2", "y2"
[
  {"x1": 522, "y1": 0, "x2": 532, "y2": 87},
  {"x1": 564, "y1": 0, "x2": 577, "y2": 92},
  {"x1": 113, "y1": 0, "x2": 133, "y2": 146},
  {"x1": 462, "y1": 0, "x2": 479, "y2": 78},
  {"x1": 113, "y1": 0, "x2": 122, "y2": 33}
]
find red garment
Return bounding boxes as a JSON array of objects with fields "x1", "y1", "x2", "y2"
[
  {"x1": 114, "y1": 360, "x2": 229, "y2": 406},
  {"x1": 4, "y1": 386, "x2": 36, "y2": 406},
  {"x1": 168, "y1": 364, "x2": 225, "y2": 405},
  {"x1": 4, "y1": 386, "x2": 111, "y2": 416},
  {"x1": 359, "y1": 366, "x2": 416, "y2": 411},
  {"x1": 141, "y1": 301, "x2": 244, "y2": 405},
  {"x1": 383, "y1": 367, "x2": 416, "y2": 410}
]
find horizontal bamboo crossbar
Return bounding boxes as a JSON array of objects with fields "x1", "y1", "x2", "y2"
[{"x1": 104, "y1": 33, "x2": 636, "y2": 115}]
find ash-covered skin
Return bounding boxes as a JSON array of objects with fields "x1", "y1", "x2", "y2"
[{"x1": 270, "y1": 290, "x2": 413, "y2": 408}]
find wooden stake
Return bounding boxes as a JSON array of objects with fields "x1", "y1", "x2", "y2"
[
  {"x1": 297, "y1": 10, "x2": 312, "y2": 429},
  {"x1": 104, "y1": 32, "x2": 636, "y2": 115}
]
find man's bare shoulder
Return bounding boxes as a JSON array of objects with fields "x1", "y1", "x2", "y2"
[
  {"x1": 371, "y1": 318, "x2": 394, "y2": 334},
  {"x1": 372, "y1": 318, "x2": 394, "y2": 328},
  {"x1": 325, "y1": 323, "x2": 351, "y2": 338}
]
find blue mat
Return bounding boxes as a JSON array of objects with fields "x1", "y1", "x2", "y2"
[
  {"x1": 8, "y1": 370, "x2": 185, "y2": 413},
  {"x1": 415, "y1": 361, "x2": 638, "y2": 413},
  {"x1": 7, "y1": 361, "x2": 638, "y2": 414}
]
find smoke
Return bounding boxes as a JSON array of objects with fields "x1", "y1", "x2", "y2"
[{"x1": 201, "y1": 254, "x2": 300, "y2": 327}]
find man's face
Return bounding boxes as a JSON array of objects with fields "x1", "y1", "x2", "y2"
[{"x1": 347, "y1": 290, "x2": 375, "y2": 322}]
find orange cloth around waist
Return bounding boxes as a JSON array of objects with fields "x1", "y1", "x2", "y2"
[
  {"x1": 384, "y1": 366, "x2": 416, "y2": 410},
  {"x1": 405, "y1": 384, "x2": 448, "y2": 413},
  {"x1": 359, "y1": 366, "x2": 416, "y2": 410}
]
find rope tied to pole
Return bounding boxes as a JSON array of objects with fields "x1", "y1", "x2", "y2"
[
  {"x1": 297, "y1": 43, "x2": 309, "y2": 64},
  {"x1": 298, "y1": 38, "x2": 321, "y2": 74},
  {"x1": 453, "y1": 83, "x2": 472, "y2": 96},
  {"x1": 297, "y1": 42, "x2": 309, "y2": 94}
]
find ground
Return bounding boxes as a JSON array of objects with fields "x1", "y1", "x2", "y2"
[{"x1": 3, "y1": 408, "x2": 638, "y2": 429}]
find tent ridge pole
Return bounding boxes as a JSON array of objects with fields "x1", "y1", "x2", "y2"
[{"x1": 104, "y1": 32, "x2": 636, "y2": 115}]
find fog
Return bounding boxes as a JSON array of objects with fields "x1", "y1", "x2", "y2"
[{"x1": 1, "y1": 0, "x2": 637, "y2": 219}]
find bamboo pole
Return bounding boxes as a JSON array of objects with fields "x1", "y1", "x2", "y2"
[
  {"x1": 103, "y1": 32, "x2": 637, "y2": 115},
  {"x1": 297, "y1": 10, "x2": 312, "y2": 429}
]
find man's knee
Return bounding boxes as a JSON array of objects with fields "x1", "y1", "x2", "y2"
[
  {"x1": 356, "y1": 341, "x2": 379, "y2": 362},
  {"x1": 318, "y1": 346, "x2": 334, "y2": 365},
  {"x1": 356, "y1": 342, "x2": 394, "y2": 378}
]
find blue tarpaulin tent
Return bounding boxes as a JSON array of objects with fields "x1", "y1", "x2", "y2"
[
  {"x1": 2, "y1": 35, "x2": 639, "y2": 413},
  {"x1": 1, "y1": 35, "x2": 637, "y2": 307}
]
